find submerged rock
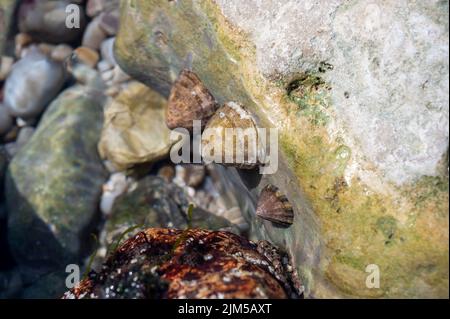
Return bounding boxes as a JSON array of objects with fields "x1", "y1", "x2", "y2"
[
  {"x1": 102, "y1": 175, "x2": 237, "y2": 248},
  {"x1": 86, "y1": 0, "x2": 119, "y2": 18},
  {"x1": 0, "y1": 105, "x2": 13, "y2": 136},
  {"x1": 64, "y1": 228, "x2": 302, "y2": 299},
  {"x1": 0, "y1": 0, "x2": 18, "y2": 57},
  {"x1": 98, "y1": 81, "x2": 175, "y2": 171},
  {"x1": 20, "y1": 271, "x2": 67, "y2": 299},
  {"x1": 0, "y1": 269, "x2": 22, "y2": 298},
  {"x1": 4, "y1": 49, "x2": 65, "y2": 119},
  {"x1": 0, "y1": 55, "x2": 14, "y2": 81},
  {"x1": 18, "y1": 0, "x2": 86, "y2": 44},
  {"x1": 82, "y1": 16, "x2": 108, "y2": 51},
  {"x1": 114, "y1": 0, "x2": 449, "y2": 298},
  {"x1": 6, "y1": 85, "x2": 108, "y2": 282}
]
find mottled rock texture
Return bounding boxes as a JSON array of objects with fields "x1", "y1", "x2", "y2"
[
  {"x1": 65, "y1": 228, "x2": 301, "y2": 299},
  {"x1": 115, "y1": 0, "x2": 448, "y2": 298},
  {"x1": 6, "y1": 85, "x2": 108, "y2": 284},
  {"x1": 216, "y1": 0, "x2": 449, "y2": 185}
]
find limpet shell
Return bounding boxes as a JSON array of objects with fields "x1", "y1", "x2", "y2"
[
  {"x1": 166, "y1": 69, "x2": 218, "y2": 131},
  {"x1": 201, "y1": 102, "x2": 265, "y2": 169}
]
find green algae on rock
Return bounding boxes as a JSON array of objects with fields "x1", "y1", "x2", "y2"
[
  {"x1": 6, "y1": 85, "x2": 108, "y2": 282},
  {"x1": 114, "y1": 0, "x2": 449, "y2": 298}
]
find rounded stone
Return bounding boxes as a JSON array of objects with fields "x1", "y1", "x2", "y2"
[
  {"x1": 82, "y1": 17, "x2": 108, "y2": 51},
  {"x1": 50, "y1": 44, "x2": 73, "y2": 63},
  {"x1": 18, "y1": 0, "x2": 86, "y2": 44},
  {"x1": 3, "y1": 49, "x2": 65, "y2": 119}
]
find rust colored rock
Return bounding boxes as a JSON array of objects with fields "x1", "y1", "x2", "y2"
[{"x1": 63, "y1": 228, "x2": 302, "y2": 299}]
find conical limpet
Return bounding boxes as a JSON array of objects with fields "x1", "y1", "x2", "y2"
[
  {"x1": 166, "y1": 69, "x2": 218, "y2": 131},
  {"x1": 201, "y1": 102, "x2": 266, "y2": 169},
  {"x1": 256, "y1": 184, "x2": 294, "y2": 226}
]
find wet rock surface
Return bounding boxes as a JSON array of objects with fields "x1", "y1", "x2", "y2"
[
  {"x1": 18, "y1": 0, "x2": 86, "y2": 44},
  {"x1": 0, "y1": 105, "x2": 13, "y2": 136},
  {"x1": 0, "y1": 0, "x2": 18, "y2": 57},
  {"x1": 98, "y1": 81, "x2": 175, "y2": 171},
  {"x1": 104, "y1": 176, "x2": 237, "y2": 246},
  {"x1": 64, "y1": 228, "x2": 302, "y2": 299},
  {"x1": 3, "y1": 49, "x2": 65, "y2": 119},
  {"x1": 0, "y1": 0, "x2": 447, "y2": 300},
  {"x1": 114, "y1": 0, "x2": 449, "y2": 298},
  {"x1": 6, "y1": 85, "x2": 108, "y2": 283}
]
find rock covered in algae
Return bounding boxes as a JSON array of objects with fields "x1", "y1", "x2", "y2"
[
  {"x1": 6, "y1": 85, "x2": 108, "y2": 282},
  {"x1": 98, "y1": 81, "x2": 176, "y2": 171},
  {"x1": 114, "y1": 0, "x2": 449, "y2": 299},
  {"x1": 64, "y1": 228, "x2": 302, "y2": 299}
]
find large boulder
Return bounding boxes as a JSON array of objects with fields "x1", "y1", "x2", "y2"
[
  {"x1": 114, "y1": 0, "x2": 449, "y2": 298},
  {"x1": 6, "y1": 85, "x2": 108, "y2": 284}
]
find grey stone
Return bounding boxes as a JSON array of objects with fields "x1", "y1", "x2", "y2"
[
  {"x1": 4, "y1": 49, "x2": 66, "y2": 119},
  {"x1": 0, "y1": 0, "x2": 19, "y2": 57},
  {"x1": 18, "y1": 0, "x2": 86, "y2": 44},
  {"x1": 100, "y1": 37, "x2": 116, "y2": 65},
  {"x1": 113, "y1": 0, "x2": 449, "y2": 298}
]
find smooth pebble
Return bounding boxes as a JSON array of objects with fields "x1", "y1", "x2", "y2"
[{"x1": 4, "y1": 49, "x2": 65, "y2": 119}]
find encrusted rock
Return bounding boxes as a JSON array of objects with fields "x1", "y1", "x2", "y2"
[{"x1": 64, "y1": 228, "x2": 302, "y2": 299}]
